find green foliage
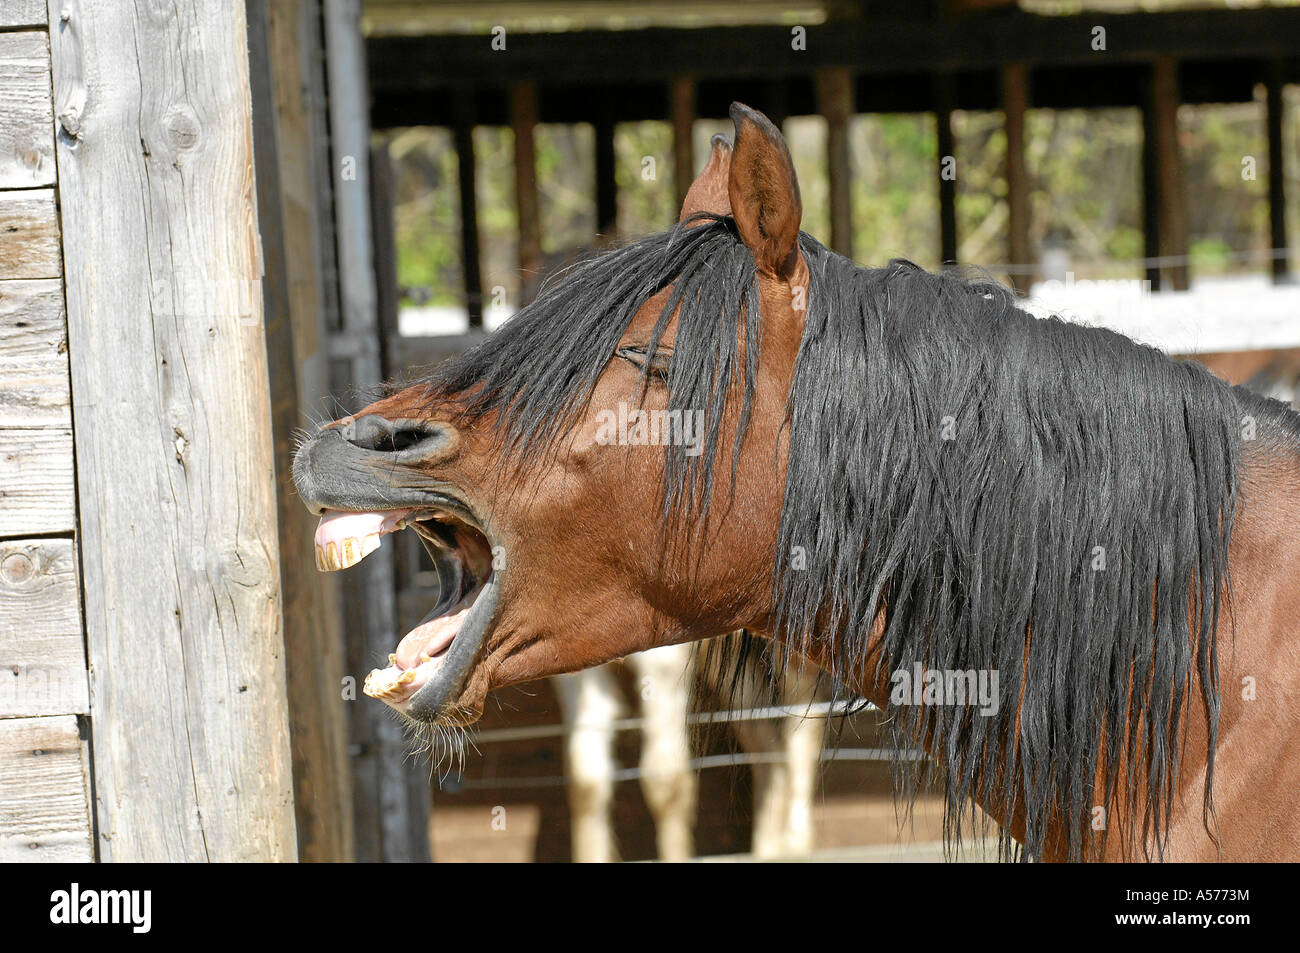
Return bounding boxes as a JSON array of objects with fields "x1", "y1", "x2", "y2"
[{"x1": 387, "y1": 97, "x2": 1288, "y2": 317}]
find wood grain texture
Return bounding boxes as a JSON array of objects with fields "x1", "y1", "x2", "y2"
[
  {"x1": 0, "y1": 279, "x2": 70, "y2": 427},
  {"x1": 250, "y1": 0, "x2": 354, "y2": 862},
  {"x1": 0, "y1": 32, "x2": 57, "y2": 188},
  {"x1": 0, "y1": 538, "x2": 88, "y2": 717},
  {"x1": 0, "y1": 1, "x2": 48, "y2": 29},
  {"x1": 49, "y1": 0, "x2": 296, "y2": 862},
  {"x1": 0, "y1": 715, "x2": 93, "y2": 861},
  {"x1": 0, "y1": 428, "x2": 74, "y2": 535},
  {"x1": 0, "y1": 190, "x2": 60, "y2": 279},
  {"x1": 324, "y1": 0, "x2": 430, "y2": 862}
]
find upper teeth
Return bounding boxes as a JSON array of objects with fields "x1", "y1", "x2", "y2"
[{"x1": 315, "y1": 533, "x2": 381, "y2": 571}]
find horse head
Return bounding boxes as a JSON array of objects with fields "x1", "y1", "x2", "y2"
[{"x1": 293, "y1": 104, "x2": 809, "y2": 726}]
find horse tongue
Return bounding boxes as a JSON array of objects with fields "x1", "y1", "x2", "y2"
[
  {"x1": 314, "y1": 509, "x2": 411, "y2": 572},
  {"x1": 394, "y1": 605, "x2": 471, "y2": 669}
]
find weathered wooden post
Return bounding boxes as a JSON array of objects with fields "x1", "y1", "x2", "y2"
[
  {"x1": 1001, "y1": 63, "x2": 1031, "y2": 293},
  {"x1": 669, "y1": 76, "x2": 696, "y2": 214},
  {"x1": 816, "y1": 68, "x2": 855, "y2": 262},
  {"x1": 323, "y1": 0, "x2": 431, "y2": 862},
  {"x1": 1147, "y1": 56, "x2": 1190, "y2": 292},
  {"x1": 247, "y1": 0, "x2": 356, "y2": 862},
  {"x1": 934, "y1": 72, "x2": 958, "y2": 268},
  {"x1": 510, "y1": 81, "x2": 543, "y2": 300},
  {"x1": 1264, "y1": 60, "x2": 1289, "y2": 284},
  {"x1": 49, "y1": 0, "x2": 296, "y2": 861}
]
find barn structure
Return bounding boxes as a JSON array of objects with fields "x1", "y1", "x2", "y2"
[{"x1": 0, "y1": 0, "x2": 1297, "y2": 862}]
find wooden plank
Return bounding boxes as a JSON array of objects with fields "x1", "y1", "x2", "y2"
[
  {"x1": 0, "y1": 32, "x2": 57, "y2": 189},
  {"x1": 49, "y1": 0, "x2": 296, "y2": 862},
  {"x1": 1265, "y1": 60, "x2": 1288, "y2": 284},
  {"x1": 1001, "y1": 63, "x2": 1031, "y2": 292},
  {"x1": 0, "y1": 538, "x2": 88, "y2": 718},
  {"x1": 0, "y1": 428, "x2": 73, "y2": 536},
  {"x1": 0, "y1": 279, "x2": 69, "y2": 427},
  {"x1": 510, "y1": 81, "x2": 542, "y2": 300},
  {"x1": 249, "y1": 0, "x2": 355, "y2": 863},
  {"x1": 0, "y1": 190, "x2": 60, "y2": 279},
  {"x1": 816, "y1": 68, "x2": 854, "y2": 261},
  {"x1": 0, "y1": 1, "x2": 47, "y2": 29},
  {"x1": 0, "y1": 715, "x2": 92, "y2": 861},
  {"x1": 1150, "y1": 56, "x2": 1189, "y2": 292},
  {"x1": 323, "y1": 0, "x2": 430, "y2": 863}
]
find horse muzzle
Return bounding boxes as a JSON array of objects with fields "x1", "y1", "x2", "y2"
[
  {"x1": 291, "y1": 414, "x2": 500, "y2": 725},
  {"x1": 293, "y1": 414, "x2": 461, "y2": 515}
]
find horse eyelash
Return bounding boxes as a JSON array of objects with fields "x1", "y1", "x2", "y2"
[{"x1": 616, "y1": 345, "x2": 671, "y2": 382}]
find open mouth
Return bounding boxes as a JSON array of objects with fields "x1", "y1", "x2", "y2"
[{"x1": 313, "y1": 502, "x2": 498, "y2": 721}]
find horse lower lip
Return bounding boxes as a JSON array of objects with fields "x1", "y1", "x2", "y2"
[
  {"x1": 316, "y1": 502, "x2": 495, "y2": 718},
  {"x1": 363, "y1": 573, "x2": 497, "y2": 714}
]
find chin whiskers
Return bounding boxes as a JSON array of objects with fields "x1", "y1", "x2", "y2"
[{"x1": 399, "y1": 710, "x2": 475, "y2": 786}]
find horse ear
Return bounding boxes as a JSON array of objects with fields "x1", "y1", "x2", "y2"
[
  {"x1": 679, "y1": 133, "x2": 732, "y2": 222},
  {"x1": 727, "y1": 102, "x2": 804, "y2": 281}
]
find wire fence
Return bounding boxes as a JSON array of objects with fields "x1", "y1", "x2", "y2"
[
  {"x1": 467, "y1": 698, "x2": 876, "y2": 745},
  {"x1": 445, "y1": 745, "x2": 925, "y2": 791},
  {"x1": 440, "y1": 699, "x2": 915, "y2": 791}
]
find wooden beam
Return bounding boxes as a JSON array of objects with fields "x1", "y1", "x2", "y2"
[
  {"x1": 1265, "y1": 60, "x2": 1289, "y2": 284},
  {"x1": 368, "y1": 9, "x2": 1300, "y2": 95},
  {"x1": 510, "y1": 81, "x2": 542, "y2": 300},
  {"x1": 0, "y1": 716, "x2": 92, "y2": 860},
  {"x1": 817, "y1": 68, "x2": 855, "y2": 261},
  {"x1": 595, "y1": 113, "x2": 618, "y2": 238},
  {"x1": 670, "y1": 76, "x2": 696, "y2": 215},
  {"x1": 323, "y1": 0, "x2": 430, "y2": 863},
  {"x1": 248, "y1": 0, "x2": 355, "y2": 864},
  {"x1": 1149, "y1": 56, "x2": 1190, "y2": 291},
  {"x1": 373, "y1": 60, "x2": 1278, "y2": 129},
  {"x1": 935, "y1": 73, "x2": 958, "y2": 267},
  {"x1": 1002, "y1": 63, "x2": 1031, "y2": 292},
  {"x1": 49, "y1": 0, "x2": 296, "y2": 861},
  {"x1": 0, "y1": 32, "x2": 56, "y2": 188},
  {"x1": 453, "y1": 102, "x2": 484, "y2": 329}
]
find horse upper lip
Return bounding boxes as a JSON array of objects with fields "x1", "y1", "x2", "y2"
[{"x1": 293, "y1": 424, "x2": 469, "y2": 517}]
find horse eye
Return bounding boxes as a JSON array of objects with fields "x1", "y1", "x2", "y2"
[{"x1": 616, "y1": 346, "x2": 671, "y2": 381}]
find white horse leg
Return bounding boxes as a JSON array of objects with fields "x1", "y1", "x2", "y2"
[
  {"x1": 727, "y1": 655, "x2": 789, "y2": 859},
  {"x1": 780, "y1": 667, "x2": 824, "y2": 857},
  {"x1": 629, "y1": 643, "x2": 696, "y2": 861},
  {"x1": 553, "y1": 665, "x2": 623, "y2": 863}
]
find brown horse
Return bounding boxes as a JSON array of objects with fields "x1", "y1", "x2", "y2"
[{"x1": 294, "y1": 104, "x2": 1300, "y2": 862}]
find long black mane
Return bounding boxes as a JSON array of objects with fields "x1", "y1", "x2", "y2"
[{"x1": 424, "y1": 216, "x2": 1292, "y2": 861}]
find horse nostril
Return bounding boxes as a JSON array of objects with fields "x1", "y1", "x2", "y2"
[
  {"x1": 386, "y1": 429, "x2": 425, "y2": 451},
  {"x1": 338, "y1": 415, "x2": 450, "y2": 457}
]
